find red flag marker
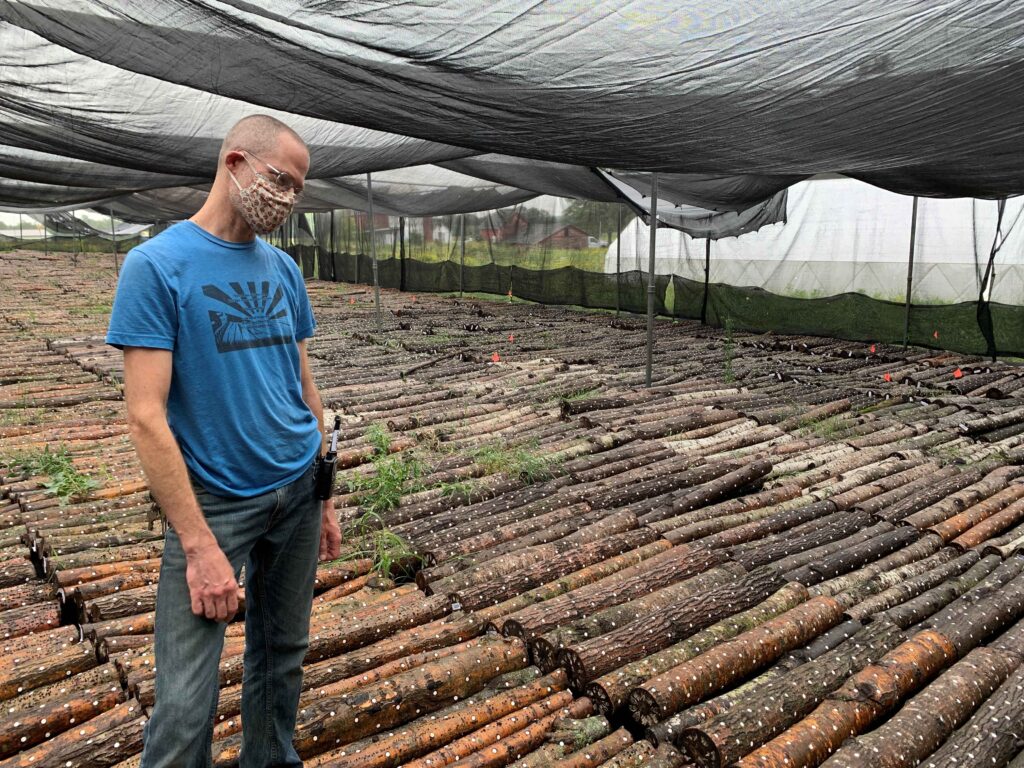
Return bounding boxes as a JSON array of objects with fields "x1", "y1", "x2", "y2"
[
  {"x1": 953, "y1": 367, "x2": 963, "y2": 379},
  {"x1": 883, "y1": 372, "x2": 892, "y2": 382},
  {"x1": 348, "y1": 297, "x2": 355, "y2": 305},
  {"x1": 491, "y1": 352, "x2": 501, "y2": 363},
  {"x1": 869, "y1": 344, "x2": 876, "y2": 354},
  {"x1": 933, "y1": 330, "x2": 940, "y2": 339},
  {"x1": 508, "y1": 333, "x2": 515, "y2": 343}
]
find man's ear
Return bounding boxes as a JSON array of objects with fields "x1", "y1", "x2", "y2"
[{"x1": 223, "y1": 150, "x2": 246, "y2": 173}]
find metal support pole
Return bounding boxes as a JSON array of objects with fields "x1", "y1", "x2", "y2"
[
  {"x1": 701, "y1": 238, "x2": 711, "y2": 324},
  {"x1": 615, "y1": 204, "x2": 622, "y2": 317},
  {"x1": 645, "y1": 173, "x2": 659, "y2": 388},
  {"x1": 329, "y1": 209, "x2": 336, "y2": 281},
  {"x1": 18, "y1": 213, "x2": 23, "y2": 246},
  {"x1": 902, "y1": 196, "x2": 919, "y2": 349},
  {"x1": 399, "y1": 216, "x2": 407, "y2": 292},
  {"x1": 459, "y1": 213, "x2": 466, "y2": 297},
  {"x1": 367, "y1": 173, "x2": 382, "y2": 331},
  {"x1": 43, "y1": 214, "x2": 48, "y2": 257}
]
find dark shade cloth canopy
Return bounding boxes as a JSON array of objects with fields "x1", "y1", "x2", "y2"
[
  {"x1": 3, "y1": 0, "x2": 1022, "y2": 199},
  {"x1": 0, "y1": 21, "x2": 474, "y2": 181}
]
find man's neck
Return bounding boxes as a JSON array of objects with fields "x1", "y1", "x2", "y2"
[{"x1": 190, "y1": 194, "x2": 256, "y2": 243}]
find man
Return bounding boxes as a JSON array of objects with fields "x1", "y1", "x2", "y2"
[{"x1": 107, "y1": 114, "x2": 343, "y2": 767}]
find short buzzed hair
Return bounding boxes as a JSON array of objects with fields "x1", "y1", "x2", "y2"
[{"x1": 219, "y1": 114, "x2": 304, "y2": 163}]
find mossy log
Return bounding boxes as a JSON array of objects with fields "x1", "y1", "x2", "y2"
[
  {"x1": 629, "y1": 595, "x2": 847, "y2": 726},
  {"x1": 821, "y1": 645, "x2": 1020, "y2": 768},
  {"x1": 454, "y1": 529, "x2": 659, "y2": 611},
  {"x1": 559, "y1": 566, "x2": 784, "y2": 688},
  {"x1": 264, "y1": 636, "x2": 528, "y2": 760},
  {"x1": 480, "y1": 541, "x2": 671, "y2": 630},
  {"x1": 501, "y1": 544, "x2": 726, "y2": 641},
  {"x1": 586, "y1": 583, "x2": 808, "y2": 715},
  {"x1": 677, "y1": 620, "x2": 905, "y2": 766},
  {"x1": 530, "y1": 564, "x2": 745, "y2": 672},
  {"x1": 738, "y1": 569, "x2": 1024, "y2": 768}
]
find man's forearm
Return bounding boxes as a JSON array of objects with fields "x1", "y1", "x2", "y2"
[
  {"x1": 304, "y1": 381, "x2": 327, "y2": 455},
  {"x1": 129, "y1": 415, "x2": 217, "y2": 553}
]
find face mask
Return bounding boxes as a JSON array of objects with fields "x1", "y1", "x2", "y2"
[{"x1": 228, "y1": 158, "x2": 297, "y2": 234}]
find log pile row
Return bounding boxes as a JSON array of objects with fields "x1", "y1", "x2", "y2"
[{"x1": 1, "y1": 250, "x2": 1024, "y2": 766}]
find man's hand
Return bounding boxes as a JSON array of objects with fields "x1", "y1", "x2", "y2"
[
  {"x1": 185, "y1": 542, "x2": 240, "y2": 622},
  {"x1": 319, "y1": 499, "x2": 342, "y2": 561}
]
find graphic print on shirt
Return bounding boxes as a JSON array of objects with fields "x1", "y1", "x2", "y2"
[{"x1": 202, "y1": 281, "x2": 293, "y2": 353}]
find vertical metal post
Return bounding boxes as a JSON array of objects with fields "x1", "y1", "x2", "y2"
[
  {"x1": 355, "y1": 210, "x2": 361, "y2": 283},
  {"x1": 18, "y1": 213, "x2": 23, "y2": 246},
  {"x1": 645, "y1": 174, "x2": 659, "y2": 388},
  {"x1": 459, "y1": 214, "x2": 466, "y2": 297},
  {"x1": 43, "y1": 214, "x2": 48, "y2": 257},
  {"x1": 367, "y1": 173, "x2": 382, "y2": 331},
  {"x1": 328, "y1": 209, "x2": 336, "y2": 281},
  {"x1": 615, "y1": 204, "x2": 622, "y2": 317},
  {"x1": 701, "y1": 238, "x2": 711, "y2": 324},
  {"x1": 902, "y1": 196, "x2": 919, "y2": 348},
  {"x1": 399, "y1": 216, "x2": 407, "y2": 292}
]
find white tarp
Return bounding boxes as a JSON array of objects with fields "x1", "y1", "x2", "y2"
[{"x1": 609, "y1": 177, "x2": 1024, "y2": 305}]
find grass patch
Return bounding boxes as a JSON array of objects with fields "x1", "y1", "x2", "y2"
[
  {"x1": 346, "y1": 425, "x2": 424, "y2": 516},
  {"x1": 471, "y1": 439, "x2": 556, "y2": 483},
  {"x1": 340, "y1": 510, "x2": 419, "y2": 578},
  {"x1": 2, "y1": 445, "x2": 98, "y2": 503}
]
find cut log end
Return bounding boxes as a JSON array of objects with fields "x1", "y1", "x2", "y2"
[
  {"x1": 583, "y1": 681, "x2": 615, "y2": 718},
  {"x1": 529, "y1": 638, "x2": 559, "y2": 673},
  {"x1": 504, "y1": 618, "x2": 527, "y2": 638},
  {"x1": 558, "y1": 648, "x2": 589, "y2": 690},
  {"x1": 626, "y1": 687, "x2": 663, "y2": 727},
  {"x1": 677, "y1": 728, "x2": 721, "y2": 768}
]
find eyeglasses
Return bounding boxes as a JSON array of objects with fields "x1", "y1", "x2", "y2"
[{"x1": 239, "y1": 150, "x2": 303, "y2": 197}]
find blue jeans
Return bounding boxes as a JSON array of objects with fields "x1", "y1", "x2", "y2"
[{"x1": 140, "y1": 463, "x2": 321, "y2": 768}]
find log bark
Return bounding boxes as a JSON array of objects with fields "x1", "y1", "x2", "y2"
[
  {"x1": 629, "y1": 595, "x2": 847, "y2": 726},
  {"x1": 593, "y1": 740, "x2": 655, "y2": 768},
  {"x1": 0, "y1": 679, "x2": 125, "y2": 758},
  {"x1": 559, "y1": 566, "x2": 784, "y2": 688},
  {"x1": 651, "y1": 486, "x2": 802, "y2": 540},
  {"x1": 902, "y1": 471, "x2": 1024, "y2": 530},
  {"x1": 636, "y1": 460, "x2": 773, "y2": 526},
  {"x1": 531, "y1": 564, "x2": 745, "y2": 673},
  {"x1": 821, "y1": 646, "x2": 1019, "y2": 768},
  {"x1": 739, "y1": 570, "x2": 1024, "y2": 768},
  {"x1": 952, "y1": 498, "x2": 1024, "y2": 549},
  {"x1": 677, "y1": 620, "x2": 905, "y2": 766},
  {"x1": 453, "y1": 529, "x2": 659, "y2": 611},
  {"x1": 0, "y1": 700, "x2": 145, "y2": 768},
  {"x1": 304, "y1": 670, "x2": 559, "y2": 767},
  {"x1": 844, "y1": 550, "x2": 980, "y2": 623},
  {"x1": 482, "y1": 541, "x2": 671, "y2": 629},
  {"x1": 551, "y1": 728, "x2": 634, "y2": 768},
  {"x1": 918, "y1": 663, "x2": 1024, "y2": 768},
  {"x1": 0, "y1": 639, "x2": 99, "y2": 700},
  {"x1": 502, "y1": 545, "x2": 726, "y2": 640},
  {"x1": 785, "y1": 526, "x2": 921, "y2": 587},
  {"x1": 585, "y1": 462, "x2": 744, "y2": 511},
  {"x1": 586, "y1": 583, "x2": 808, "y2": 716},
  {"x1": 928, "y1": 485, "x2": 1024, "y2": 542},
  {"x1": 0, "y1": 602, "x2": 60, "y2": 639},
  {"x1": 876, "y1": 468, "x2": 988, "y2": 523},
  {"x1": 261, "y1": 636, "x2": 528, "y2": 760},
  {"x1": 882, "y1": 553, "x2": 1002, "y2": 628},
  {"x1": 397, "y1": 690, "x2": 576, "y2": 768}
]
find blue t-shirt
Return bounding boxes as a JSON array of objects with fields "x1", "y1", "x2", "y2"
[{"x1": 106, "y1": 221, "x2": 321, "y2": 498}]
